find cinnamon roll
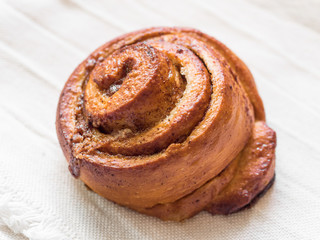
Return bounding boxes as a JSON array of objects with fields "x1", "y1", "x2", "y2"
[{"x1": 56, "y1": 27, "x2": 276, "y2": 221}]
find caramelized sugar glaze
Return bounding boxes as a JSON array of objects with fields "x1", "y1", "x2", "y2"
[{"x1": 56, "y1": 27, "x2": 276, "y2": 221}]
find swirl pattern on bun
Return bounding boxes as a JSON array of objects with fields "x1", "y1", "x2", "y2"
[{"x1": 56, "y1": 27, "x2": 276, "y2": 221}]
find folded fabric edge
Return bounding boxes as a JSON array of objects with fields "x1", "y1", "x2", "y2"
[{"x1": 0, "y1": 177, "x2": 78, "y2": 240}]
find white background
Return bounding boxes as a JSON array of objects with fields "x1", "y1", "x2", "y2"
[{"x1": 1, "y1": 0, "x2": 320, "y2": 239}]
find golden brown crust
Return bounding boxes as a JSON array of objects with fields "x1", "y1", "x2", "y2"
[
  {"x1": 134, "y1": 121, "x2": 276, "y2": 221},
  {"x1": 56, "y1": 27, "x2": 276, "y2": 220}
]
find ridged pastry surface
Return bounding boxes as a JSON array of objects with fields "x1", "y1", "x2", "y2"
[{"x1": 56, "y1": 27, "x2": 276, "y2": 221}]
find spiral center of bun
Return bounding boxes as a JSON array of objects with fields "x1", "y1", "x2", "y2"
[
  {"x1": 84, "y1": 43, "x2": 185, "y2": 133},
  {"x1": 82, "y1": 39, "x2": 213, "y2": 156}
]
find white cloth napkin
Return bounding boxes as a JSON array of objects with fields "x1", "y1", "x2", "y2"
[{"x1": 1, "y1": 0, "x2": 320, "y2": 239}]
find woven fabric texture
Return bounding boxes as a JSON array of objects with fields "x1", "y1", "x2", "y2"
[{"x1": 1, "y1": 0, "x2": 320, "y2": 239}]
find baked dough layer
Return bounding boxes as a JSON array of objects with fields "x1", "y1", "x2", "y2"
[{"x1": 56, "y1": 27, "x2": 276, "y2": 221}]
